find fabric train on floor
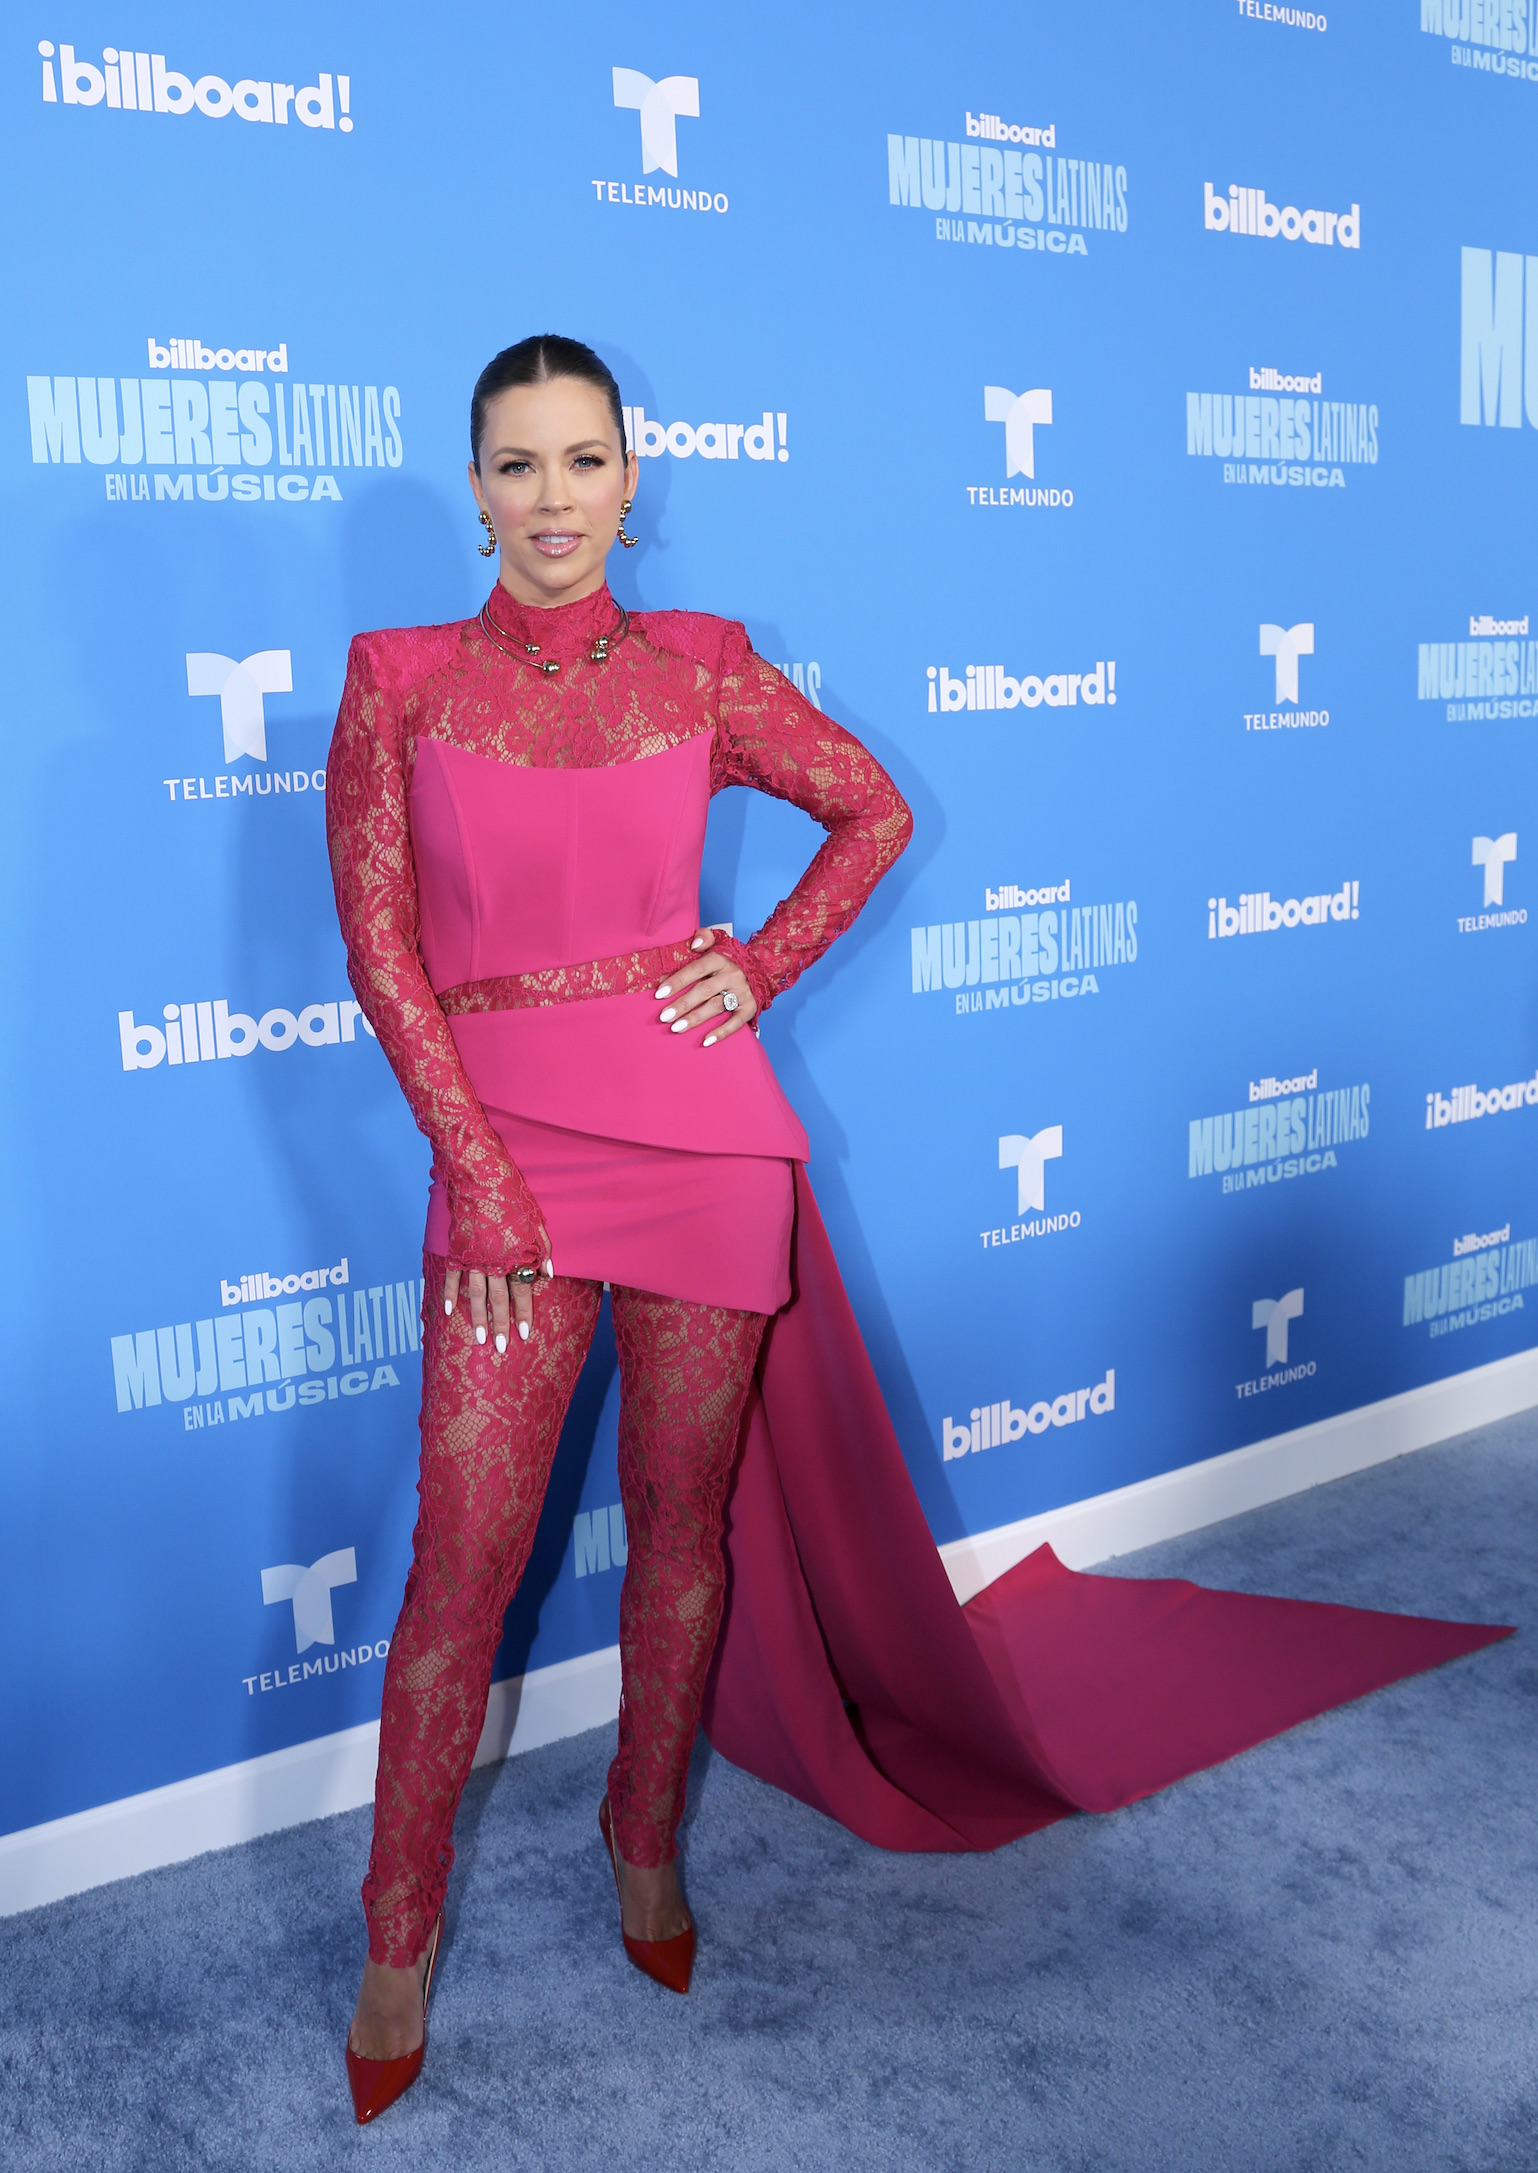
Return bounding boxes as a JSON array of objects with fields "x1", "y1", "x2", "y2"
[{"x1": 703, "y1": 1169, "x2": 1512, "y2": 1850}]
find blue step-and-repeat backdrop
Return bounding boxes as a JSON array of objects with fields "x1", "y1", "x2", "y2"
[{"x1": 4, "y1": 0, "x2": 1536, "y2": 1842}]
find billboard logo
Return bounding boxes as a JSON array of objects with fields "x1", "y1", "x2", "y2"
[
  {"x1": 942, "y1": 1371, "x2": 1114, "y2": 1459},
  {"x1": 1208, "y1": 883, "x2": 1358, "y2": 938},
  {"x1": 119, "y1": 997, "x2": 375, "y2": 1070},
  {"x1": 186, "y1": 649, "x2": 292, "y2": 762},
  {"x1": 1425, "y1": 1069, "x2": 1538, "y2": 1128},
  {"x1": 262, "y1": 1547, "x2": 357, "y2": 1652},
  {"x1": 1203, "y1": 182, "x2": 1359, "y2": 245},
  {"x1": 1253, "y1": 1287, "x2": 1304, "y2": 1366},
  {"x1": 38, "y1": 43, "x2": 352, "y2": 128},
  {"x1": 927, "y1": 660, "x2": 1113, "y2": 712}
]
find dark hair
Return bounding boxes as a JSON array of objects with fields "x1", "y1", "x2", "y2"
[{"x1": 470, "y1": 335, "x2": 627, "y2": 469}]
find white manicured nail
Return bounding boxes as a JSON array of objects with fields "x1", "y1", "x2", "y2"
[
  {"x1": 659, "y1": 1006, "x2": 676, "y2": 1023},
  {"x1": 703, "y1": 1034, "x2": 716, "y2": 1047},
  {"x1": 519, "y1": 1320, "x2": 530, "y2": 1342},
  {"x1": 691, "y1": 936, "x2": 707, "y2": 949},
  {"x1": 670, "y1": 1018, "x2": 689, "y2": 1032},
  {"x1": 475, "y1": 1325, "x2": 486, "y2": 1344},
  {"x1": 495, "y1": 1333, "x2": 507, "y2": 1354},
  {"x1": 655, "y1": 984, "x2": 671, "y2": 999},
  {"x1": 444, "y1": 1298, "x2": 454, "y2": 1315},
  {"x1": 544, "y1": 1259, "x2": 554, "y2": 1277}
]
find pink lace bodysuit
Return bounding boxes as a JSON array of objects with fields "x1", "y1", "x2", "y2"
[{"x1": 326, "y1": 580, "x2": 911, "y2": 1961}]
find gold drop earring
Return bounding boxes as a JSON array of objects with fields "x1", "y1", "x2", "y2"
[
  {"x1": 617, "y1": 497, "x2": 638, "y2": 549},
  {"x1": 477, "y1": 508, "x2": 497, "y2": 557}
]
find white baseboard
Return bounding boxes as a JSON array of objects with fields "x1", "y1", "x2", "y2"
[
  {"x1": 4, "y1": 1344, "x2": 1535, "y2": 1919},
  {"x1": 0, "y1": 1644, "x2": 621, "y2": 1920},
  {"x1": 938, "y1": 1342, "x2": 1538, "y2": 1603}
]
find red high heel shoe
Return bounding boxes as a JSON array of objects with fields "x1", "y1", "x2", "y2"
[
  {"x1": 598, "y1": 1796, "x2": 695, "y2": 1995},
  {"x1": 344, "y1": 1910, "x2": 444, "y2": 2126}
]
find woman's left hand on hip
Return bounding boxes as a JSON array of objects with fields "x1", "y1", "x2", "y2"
[{"x1": 654, "y1": 927, "x2": 757, "y2": 1046}]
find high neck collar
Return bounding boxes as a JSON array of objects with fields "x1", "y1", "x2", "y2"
[{"x1": 482, "y1": 580, "x2": 621, "y2": 664}]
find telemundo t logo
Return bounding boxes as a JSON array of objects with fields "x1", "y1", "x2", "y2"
[
  {"x1": 186, "y1": 649, "x2": 291, "y2": 763},
  {"x1": 986, "y1": 1127, "x2": 1079, "y2": 1250},
  {"x1": 1460, "y1": 831, "x2": 1525, "y2": 932},
  {"x1": 998, "y1": 1126, "x2": 1062, "y2": 1214},
  {"x1": 1473, "y1": 831, "x2": 1517, "y2": 906},
  {"x1": 1236, "y1": 1288, "x2": 1315, "y2": 1400},
  {"x1": 262, "y1": 1548, "x2": 357, "y2": 1653},
  {"x1": 612, "y1": 67, "x2": 698, "y2": 175},
  {"x1": 1247, "y1": 621, "x2": 1328, "y2": 733},
  {"x1": 597, "y1": 65, "x2": 725, "y2": 215},
  {"x1": 972, "y1": 383, "x2": 1070, "y2": 507}
]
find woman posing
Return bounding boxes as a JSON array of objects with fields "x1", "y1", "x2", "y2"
[
  {"x1": 326, "y1": 334, "x2": 912, "y2": 2123},
  {"x1": 328, "y1": 332, "x2": 1507, "y2": 2128}
]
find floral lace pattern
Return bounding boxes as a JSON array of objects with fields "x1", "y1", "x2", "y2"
[
  {"x1": 606, "y1": 1290, "x2": 767, "y2": 1867},
  {"x1": 362, "y1": 1261, "x2": 764, "y2": 1963},
  {"x1": 325, "y1": 581, "x2": 911, "y2": 1271}
]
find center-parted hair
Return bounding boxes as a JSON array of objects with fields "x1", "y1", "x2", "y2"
[{"x1": 470, "y1": 336, "x2": 627, "y2": 469}]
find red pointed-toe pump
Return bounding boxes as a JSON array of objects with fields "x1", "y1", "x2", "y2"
[
  {"x1": 345, "y1": 1910, "x2": 444, "y2": 2126},
  {"x1": 598, "y1": 1796, "x2": 696, "y2": 1995}
]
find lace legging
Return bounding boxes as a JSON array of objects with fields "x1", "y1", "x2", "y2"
[{"x1": 361, "y1": 1257, "x2": 766, "y2": 1967}]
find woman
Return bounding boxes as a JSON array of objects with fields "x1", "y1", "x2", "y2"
[
  {"x1": 327, "y1": 334, "x2": 912, "y2": 2122},
  {"x1": 329, "y1": 335, "x2": 1508, "y2": 2127}
]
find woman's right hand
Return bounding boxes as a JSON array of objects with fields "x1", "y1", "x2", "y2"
[{"x1": 444, "y1": 1226, "x2": 552, "y2": 1350}]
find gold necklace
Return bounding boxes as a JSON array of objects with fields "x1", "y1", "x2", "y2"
[{"x1": 478, "y1": 597, "x2": 630, "y2": 677}]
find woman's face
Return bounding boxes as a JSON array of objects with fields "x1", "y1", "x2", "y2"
[{"x1": 469, "y1": 377, "x2": 637, "y2": 607}]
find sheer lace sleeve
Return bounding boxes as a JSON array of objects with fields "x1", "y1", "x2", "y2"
[
  {"x1": 709, "y1": 627, "x2": 912, "y2": 1013},
  {"x1": 325, "y1": 635, "x2": 546, "y2": 1275}
]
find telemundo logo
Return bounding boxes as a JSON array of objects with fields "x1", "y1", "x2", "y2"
[
  {"x1": 973, "y1": 383, "x2": 1071, "y2": 506},
  {"x1": 1203, "y1": 181, "x2": 1359, "y2": 246},
  {"x1": 941, "y1": 1371, "x2": 1114, "y2": 1460},
  {"x1": 1470, "y1": 831, "x2": 1518, "y2": 913},
  {"x1": 886, "y1": 119, "x2": 1128, "y2": 259},
  {"x1": 38, "y1": 43, "x2": 352, "y2": 128},
  {"x1": 595, "y1": 66, "x2": 726, "y2": 213},
  {"x1": 986, "y1": 1125, "x2": 1078, "y2": 1250},
  {"x1": 1247, "y1": 621, "x2": 1329, "y2": 731},
  {"x1": 1236, "y1": 1288, "x2": 1315, "y2": 1400}
]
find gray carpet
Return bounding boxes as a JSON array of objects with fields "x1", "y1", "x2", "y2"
[{"x1": 4, "y1": 1415, "x2": 1537, "y2": 2173}]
